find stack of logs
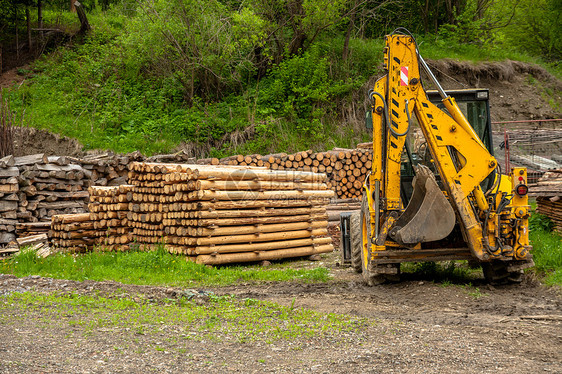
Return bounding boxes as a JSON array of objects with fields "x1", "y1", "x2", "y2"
[
  {"x1": 16, "y1": 222, "x2": 51, "y2": 237},
  {"x1": 17, "y1": 154, "x2": 90, "y2": 222},
  {"x1": 49, "y1": 213, "x2": 95, "y2": 252},
  {"x1": 88, "y1": 185, "x2": 133, "y2": 250},
  {"x1": 128, "y1": 162, "x2": 335, "y2": 264},
  {"x1": 202, "y1": 145, "x2": 373, "y2": 199},
  {"x1": 0, "y1": 156, "x2": 19, "y2": 246},
  {"x1": 325, "y1": 198, "x2": 362, "y2": 252},
  {"x1": 78, "y1": 152, "x2": 143, "y2": 186},
  {"x1": 533, "y1": 169, "x2": 562, "y2": 235}
]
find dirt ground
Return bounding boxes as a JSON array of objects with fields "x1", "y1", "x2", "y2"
[{"x1": 0, "y1": 252, "x2": 561, "y2": 373}]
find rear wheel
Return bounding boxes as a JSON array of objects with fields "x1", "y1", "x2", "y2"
[
  {"x1": 482, "y1": 260, "x2": 524, "y2": 285},
  {"x1": 350, "y1": 211, "x2": 362, "y2": 273}
]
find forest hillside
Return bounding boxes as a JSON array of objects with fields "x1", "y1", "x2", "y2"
[{"x1": 0, "y1": 0, "x2": 560, "y2": 156}]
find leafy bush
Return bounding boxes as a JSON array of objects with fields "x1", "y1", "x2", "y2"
[{"x1": 529, "y1": 212, "x2": 554, "y2": 232}]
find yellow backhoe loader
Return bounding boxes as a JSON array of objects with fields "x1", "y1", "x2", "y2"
[{"x1": 350, "y1": 29, "x2": 534, "y2": 285}]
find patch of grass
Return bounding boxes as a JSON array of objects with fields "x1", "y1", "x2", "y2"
[
  {"x1": 529, "y1": 209, "x2": 562, "y2": 285},
  {"x1": 530, "y1": 228, "x2": 562, "y2": 286},
  {"x1": 0, "y1": 291, "x2": 366, "y2": 344},
  {"x1": 401, "y1": 261, "x2": 478, "y2": 284},
  {"x1": 464, "y1": 285, "x2": 487, "y2": 299},
  {"x1": 0, "y1": 247, "x2": 331, "y2": 287}
]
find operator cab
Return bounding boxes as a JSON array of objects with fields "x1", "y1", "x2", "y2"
[
  {"x1": 400, "y1": 88, "x2": 494, "y2": 203},
  {"x1": 427, "y1": 88, "x2": 493, "y2": 153}
]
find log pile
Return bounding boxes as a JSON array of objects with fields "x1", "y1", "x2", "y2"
[
  {"x1": 0, "y1": 155, "x2": 18, "y2": 246},
  {"x1": 326, "y1": 198, "x2": 362, "y2": 223},
  {"x1": 17, "y1": 154, "x2": 90, "y2": 222},
  {"x1": 324, "y1": 198, "x2": 362, "y2": 258},
  {"x1": 128, "y1": 162, "x2": 335, "y2": 264},
  {"x1": 16, "y1": 233, "x2": 49, "y2": 251},
  {"x1": 537, "y1": 197, "x2": 562, "y2": 235},
  {"x1": 49, "y1": 213, "x2": 95, "y2": 252},
  {"x1": 533, "y1": 169, "x2": 562, "y2": 235},
  {"x1": 78, "y1": 152, "x2": 143, "y2": 186},
  {"x1": 16, "y1": 222, "x2": 51, "y2": 237},
  {"x1": 201, "y1": 147, "x2": 373, "y2": 199},
  {"x1": 529, "y1": 170, "x2": 562, "y2": 196},
  {"x1": 88, "y1": 185, "x2": 133, "y2": 250}
]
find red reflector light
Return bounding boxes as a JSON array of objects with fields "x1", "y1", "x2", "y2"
[
  {"x1": 516, "y1": 184, "x2": 528, "y2": 196},
  {"x1": 518, "y1": 176, "x2": 524, "y2": 182}
]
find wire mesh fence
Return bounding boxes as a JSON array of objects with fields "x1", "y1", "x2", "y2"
[{"x1": 492, "y1": 119, "x2": 562, "y2": 183}]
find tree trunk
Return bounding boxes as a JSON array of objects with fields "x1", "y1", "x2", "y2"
[
  {"x1": 26, "y1": 7, "x2": 32, "y2": 52},
  {"x1": 342, "y1": 0, "x2": 358, "y2": 61},
  {"x1": 74, "y1": 1, "x2": 91, "y2": 34},
  {"x1": 420, "y1": 0, "x2": 432, "y2": 33},
  {"x1": 14, "y1": 6, "x2": 19, "y2": 60},
  {"x1": 38, "y1": 0, "x2": 43, "y2": 47}
]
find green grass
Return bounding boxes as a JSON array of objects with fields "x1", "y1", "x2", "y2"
[
  {"x1": 530, "y1": 228, "x2": 562, "y2": 286},
  {"x1": 0, "y1": 291, "x2": 366, "y2": 344},
  {"x1": 0, "y1": 247, "x2": 331, "y2": 287},
  {"x1": 401, "y1": 260, "x2": 479, "y2": 285},
  {"x1": 529, "y1": 211, "x2": 562, "y2": 285}
]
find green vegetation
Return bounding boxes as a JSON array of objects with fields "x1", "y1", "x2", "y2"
[
  {"x1": 401, "y1": 261, "x2": 478, "y2": 284},
  {"x1": 0, "y1": 291, "x2": 366, "y2": 344},
  {"x1": 0, "y1": 246, "x2": 330, "y2": 286},
  {"x1": 1, "y1": 0, "x2": 560, "y2": 156},
  {"x1": 529, "y1": 213, "x2": 562, "y2": 286}
]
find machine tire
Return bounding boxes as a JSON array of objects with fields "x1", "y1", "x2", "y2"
[
  {"x1": 482, "y1": 261, "x2": 524, "y2": 285},
  {"x1": 350, "y1": 211, "x2": 362, "y2": 273}
]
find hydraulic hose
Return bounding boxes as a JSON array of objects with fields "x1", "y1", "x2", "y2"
[{"x1": 371, "y1": 91, "x2": 410, "y2": 137}]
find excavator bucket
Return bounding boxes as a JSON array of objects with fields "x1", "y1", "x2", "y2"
[{"x1": 391, "y1": 165, "x2": 456, "y2": 245}]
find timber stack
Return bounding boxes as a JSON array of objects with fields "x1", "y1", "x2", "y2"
[
  {"x1": 49, "y1": 213, "x2": 95, "y2": 252},
  {"x1": 78, "y1": 151, "x2": 143, "y2": 186},
  {"x1": 88, "y1": 185, "x2": 133, "y2": 250},
  {"x1": 128, "y1": 162, "x2": 335, "y2": 264},
  {"x1": 17, "y1": 154, "x2": 90, "y2": 222},
  {"x1": 200, "y1": 144, "x2": 373, "y2": 199},
  {"x1": 0, "y1": 155, "x2": 18, "y2": 246},
  {"x1": 533, "y1": 169, "x2": 562, "y2": 235},
  {"x1": 126, "y1": 162, "x2": 175, "y2": 251}
]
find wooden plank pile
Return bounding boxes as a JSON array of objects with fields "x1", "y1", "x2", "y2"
[
  {"x1": 326, "y1": 198, "x2": 362, "y2": 223},
  {"x1": 16, "y1": 222, "x2": 51, "y2": 237},
  {"x1": 537, "y1": 197, "x2": 562, "y2": 235},
  {"x1": 533, "y1": 169, "x2": 562, "y2": 235},
  {"x1": 128, "y1": 162, "x2": 335, "y2": 264},
  {"x1": 0, "y1": 155, "x2": 18, "y2": 246},
  {"x1": 529, "y1": 169, "x2": 562, "y2": 196},
  {"x1": 49, "y1": 213, "x2": 95, "y2": 252},
  {"x1": 16, "y1": 233, "x2": 51, "y2": 257},
  {"x1": 88, "y1": 185, "x2": 133, "y2": 250},
  {"x1": 78, "y1": 151, "x2": 143, "y2": 186},
  {"x1": 17, "y1": 154, "x2": 90, "y2": 222},
  {"x1": 200, "y1": 146, "x2": 373, "y2": 199}
]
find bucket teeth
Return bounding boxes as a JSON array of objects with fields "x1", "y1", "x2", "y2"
[{"x1": 390, "y1": 165, "x2": 456, "y2": 245}]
